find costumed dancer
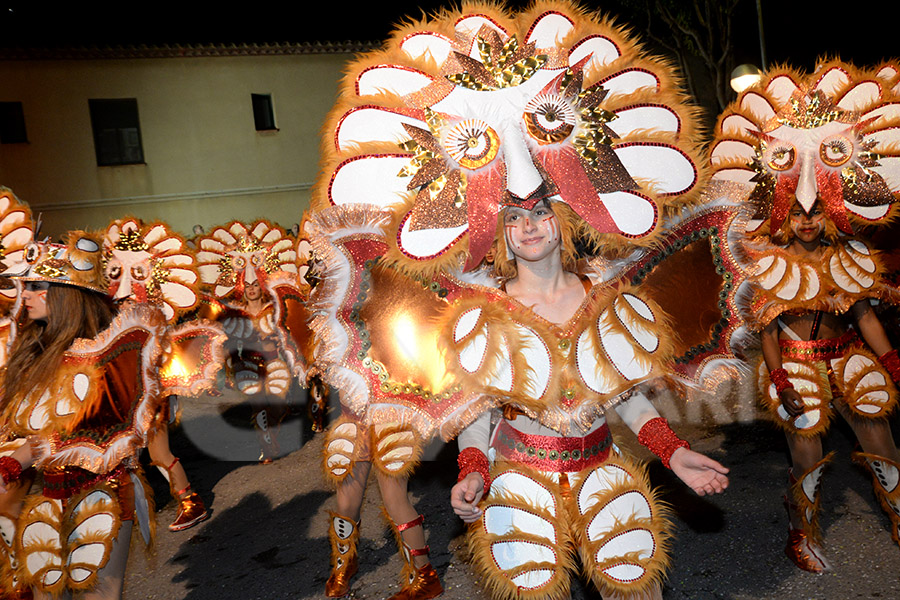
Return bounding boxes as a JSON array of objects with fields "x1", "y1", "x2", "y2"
[
  {"x1": 103, "y1": 218, "x2": 225, "y2": 532},
  {"x1": 305, "y1": 211, "x2": 461, "y2": 600},
  {"x1": 0, "y1": 189, "x2": 162, "y2": 599},
  {"x1": 712, "y1": 61, "x2": 900, "y2": 572},
  {"x1": 195, "y1": 221, "x2": 298, "y2": 463},
  {"x1": 309, "y1": 3, "x2": 733, "y2": 599}
]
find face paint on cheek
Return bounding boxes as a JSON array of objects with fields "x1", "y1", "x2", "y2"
[
  {"x1": 505, "y1": 224, "x2": 521, "y2": 250},
  {"x1": 546, "y1": 215, "x2": 559, "y2": 244}
]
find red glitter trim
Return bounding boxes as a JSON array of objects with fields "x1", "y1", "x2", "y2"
[
  {"x1": 879, "y1": 349, "x2": 900, "y2": 383},
  {"x1": 637, "y1": 417, "x2": 690, "y2": 469},
  {"x1": 779, "y1": 330, "x2": 856, "y2": 361},
  {"x1": 493, "y1": 420, "x2": 612, "y2": 472},
  {"x1": 769, "y1": 368, "x2": 794, "y2": 394},
  {"x1": 0, "y1": 455, "x2": 22, "y2": 484},
  {"x1": 458, "y1": 447, "x2": 492, "y2": 496}
]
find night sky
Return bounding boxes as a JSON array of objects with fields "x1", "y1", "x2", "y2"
[{"x1": 1, "y1": 2, "x2": 896, "y2": 71}]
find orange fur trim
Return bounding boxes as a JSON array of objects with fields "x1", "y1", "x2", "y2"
[
  {"x1": 571, "y1": 452, "x2": 671, "y2": 597},
  {"x1": 370, "y1": 421, "x2": 422, "y2": 480},
  {"x1": 321, "y1": 417, "x2": 364, "y2": 486},
  {"x1": 833, "y1": 346, "x2": 899, "y2": 420},
  {"x1": 468, "y1": 462, "x2": 574, "y2": 600},
  {"x1": 852, "y1": 451, "x2": 900, "y2": 545},
  {"x1": 62, "y1": 483, "x2": 123, "y2": 592},
  {"x1": 328, "y1": 510, "x2": 360, "y2": 570},
  {"x1": 758, "y1": 358, "x2": 833, "y2": 437}
]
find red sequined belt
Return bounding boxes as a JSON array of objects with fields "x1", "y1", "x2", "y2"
[
  {"x1": 493, "y1": 420, "x2": 611, "y2": 473},
  {"x1": 42, "y1": 464, "x2": 127, "y2": 499},
  {"x1": 780, "y1": 329, "x2": 857, "y2": 361}
]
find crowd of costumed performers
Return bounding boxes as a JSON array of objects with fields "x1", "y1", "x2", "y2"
[
  {"x1": 708, "y1": 60, "x2": 900, "y2": 573},
  {"x1": 4, "y1": 4, "x2": 900, "y2": 600},
  {"x1": 0, "y1": 192, "x2": 167, "y2": 600},
  {"x1": 0, "y1": 190, "x2": 315, "y2": 599}
]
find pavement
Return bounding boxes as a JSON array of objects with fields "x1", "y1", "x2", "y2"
[{"x1": 123, "y1": 383, "x2": 900, "y2": 599}]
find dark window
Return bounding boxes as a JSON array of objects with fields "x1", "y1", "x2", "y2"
[
  {"x1": 252, "y1": 94, "x2": 277, "y2": 131},
  {"x1": 0, "y1": 102, "x2": 28, "y2": 144},
  {"x1": 88, "y1": 99, "x2": 144, "y2": 166}
]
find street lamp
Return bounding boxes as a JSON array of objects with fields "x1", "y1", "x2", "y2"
[{"x1": 730, "y1": 64, "x2": 762, "y2": 93}]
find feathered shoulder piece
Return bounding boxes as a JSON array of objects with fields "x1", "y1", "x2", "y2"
[
  {"x1": 314, "y1": 0, "x2": 706, "y2": 278},
  {"x1": 739, "y1": 237, "x2": 896, "y2": 329},
  {"x1": 710, "y1": 60, "x2": 900, "y2": 239}
]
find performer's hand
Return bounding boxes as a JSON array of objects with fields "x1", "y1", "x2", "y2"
[
  {"x1": 779, "y1": 388, "x2": 805, "y2": 417},
  {"x1": 669, "y1": 447, "x2": 729, "y2": 496},
  {"x1": 450, "y1": 473, "x2": 484, "y2": 523}
]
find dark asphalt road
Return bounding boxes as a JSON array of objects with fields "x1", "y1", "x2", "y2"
[{"x1": 124, "y1": 387, "x2": 900, "y2": 599}]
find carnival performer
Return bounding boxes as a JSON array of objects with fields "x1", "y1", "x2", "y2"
[
  {"x1": 103, "y1": 218, "x2": 224, "y2": 532},
  {"x1": 710, "y1": 61, "x2": 900, "y2": 572},
  {"x1": 195, "y1": 221, "x2": 297, "y2": 464},
  {"x1": 306, "y1": 3, "x2": 740, "y2": 599},
  {"x1": 0, "y1": 193, "x2": 162, "y2": 599}
]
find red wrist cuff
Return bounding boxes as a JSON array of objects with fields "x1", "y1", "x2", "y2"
[
  {"x1": 879, "y1": 349, "x2": 900, "y2": 383},
  {"x1": 0, "y1": 456, "x2": 23, "y2": 484},
  {"x1": 637, "y1": 417, "x2": 690, "y2": 469},
  {"x1": 769, "y1": 368, "x2": 794, "y2": 394},
  {"x1": 457, "y1": 447, "x2": 491, "y2": 496}
]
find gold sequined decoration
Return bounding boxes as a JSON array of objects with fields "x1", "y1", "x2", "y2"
[
  {"x1": 446, "y1": 34, "x2": 547, "y2": 91},
  {"x1": 573, "y1": 85, "x2": 618, "y2": 166},
  {"x1": 147, "y1": 257, "x2": 170, "y2": 301},
  {"x1": 769, "y1": 89, "x2": 856, "y2": 132},
  {"x1": 114, "y1": 229, "x2": 149, "y2": 252}
]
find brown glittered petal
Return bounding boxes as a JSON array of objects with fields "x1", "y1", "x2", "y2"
[
  {"x1": 452, "y1": 52, "x2": 495, "y2": 88},
  {"x1": 842, "y1": 167, "x2": 897, "y2": 207},
  {"x1": 402, "y1": 123, "x2": 442, "y2": 154},
  {"x1": 408, "y1": 171, "x2": 467, "y2": 231},
  {"x1": 584, "y1": 147, "x2": 639, "y2": 193},
  {"x1": 408, "y1": 158, "x2": 449, "y2": 190}
]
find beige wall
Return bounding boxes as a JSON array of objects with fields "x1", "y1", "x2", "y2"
[{"x1": 0, "y1": 51, "x2": 350, "y2": 238}]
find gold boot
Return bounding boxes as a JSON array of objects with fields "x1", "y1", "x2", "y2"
[
  {"x1": 853, "y1": 451, "x2": 900, "y2": 546},
  {"x1": 784, "y1": 455, "x2": 833, "y2": 573},
  {"x1": 169, "y1": 486, "x2": 210, "y2": 532},
  {"x1": 386, "y1": 514, "x2": 443, "y2": 600},
  {"x1": 325, "y1": 513, "x2": 359, "y2": 597}
]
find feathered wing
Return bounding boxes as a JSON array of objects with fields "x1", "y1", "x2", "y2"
[
  {"x1": 621, "y1": 203, "x2": 750, "y2": 391},
  {"x1": 306, "y1": 205, "x2": 491, "y2": 440}
]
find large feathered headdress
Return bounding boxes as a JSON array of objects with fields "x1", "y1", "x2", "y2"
[
  {"x1": 313, "y1": 1, "x2": 705, "y2": 276},
  {"x1": 710, "y1": 60, "x2": 900, "y2": 237}
]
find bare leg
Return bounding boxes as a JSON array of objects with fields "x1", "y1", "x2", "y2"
[
  {"x1": 147, "y1": 424, "x2": 190, "y2": 494},
  {"x1": 337, "y1": 460, "x2": 371, "y2": 521},
  {"x1": 835, "y1": 402, "x2": 900, "y2": 461},
  {"x1": 376, "y1": 473, "x2": 427, "y2": 568}
]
